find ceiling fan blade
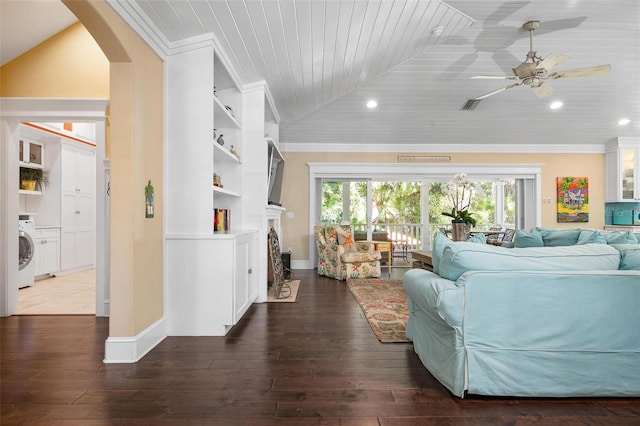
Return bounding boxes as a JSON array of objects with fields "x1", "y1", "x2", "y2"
[
  {"x1": 532, "y1": 82, "x2": 554, "y2": 98},
  {"x1": 474, "y1": 83, "x2": 520, "y2": 100},
  {"x1": 548, "y1": 64, "x2": 611, "y2": 79},
  {"x1": 471, "y1": 75, "x2": 518, "y2": 80},
  {"x1": 536, "y1": 53, "x2": 571, "y2": 71}
]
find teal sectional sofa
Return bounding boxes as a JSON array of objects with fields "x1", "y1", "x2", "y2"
[{"x1": 403, "y1": 229, "x2": 640, "y2": 398}]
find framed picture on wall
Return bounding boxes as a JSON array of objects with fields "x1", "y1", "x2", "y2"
[{"x1": 557, "y1": 177, "x2": 589, "y2": 223}]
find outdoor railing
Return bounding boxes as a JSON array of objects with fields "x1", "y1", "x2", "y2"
[{"x1": 352, "y1": 222, "x2": 508, "y2": 251}]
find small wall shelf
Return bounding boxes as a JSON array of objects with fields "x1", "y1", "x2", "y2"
[{"x1": 18, "y1": 189, "x2": 43, "y2": 195}]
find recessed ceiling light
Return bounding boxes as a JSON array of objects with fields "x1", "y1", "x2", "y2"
[
  {"x1": 618, "y1": 118, "x2": 631, "y2": 126},
  {"x1": 366, "y1": 100, "x2": 378, "y2": 109},
  {"x1": 550, "y1": 101, "x2": 563, "y2": 110}
]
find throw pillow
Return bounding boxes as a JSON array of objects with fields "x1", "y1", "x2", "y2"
[
  {"x1": 609, "y1": 244, "x2": 640, "y2": 270},
  {"x1": 604, "y1": 230, "x2": 639, "y2": 245},
  {"x1": 467, "y1": 233, "x2": 486, "y2": 244},
  {"x1": 336, "y1": 226, "x2": 358, "y2": 252},
  {"x1": 577, "y1": 229, "x2": 607, "y2": 245},
  {"x1": 535, "y1": 227, "x2": 581, "y2": 246},
  {"x1": 431, "y1": 230, "x2": 453, "y2": 274},
  {"x1": 514, "y1": 229, "x2": 544, "y2": 248}
]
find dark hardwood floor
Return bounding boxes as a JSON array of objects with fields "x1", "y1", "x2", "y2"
[{"x1": 2, "y1": 269, "x2": 639, "y2": 425}]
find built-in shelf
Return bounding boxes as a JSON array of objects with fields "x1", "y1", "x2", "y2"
[
  {"x1": 214, "y1": 96, "x2": 241, "y2": 128},
  {"x1": 213, "y1": 186, "x2": 240, "y2": 197},
  {"x1": 18, "y1": 162, "x2": 43, "y2": 170},
  {"x1": 18, "y1": 189, "x2": 43, "y2": 195},
  {"x1": 214, "y1": 142, "x2": 241, "y2": 164}
]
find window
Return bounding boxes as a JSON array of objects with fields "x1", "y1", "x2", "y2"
[{"x1": 310, "y1": 163, "x2": 541, "y2": 258}]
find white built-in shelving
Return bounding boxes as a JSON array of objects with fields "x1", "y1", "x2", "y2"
[{"x1": 165, "y1": 35, "x2": 279, "y2": 336}]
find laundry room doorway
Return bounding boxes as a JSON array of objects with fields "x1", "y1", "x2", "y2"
[{"x1": 0, "y1": 99, "x2": 110, "y2": 317}]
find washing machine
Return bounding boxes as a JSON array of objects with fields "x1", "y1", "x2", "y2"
[{"x1": 18, "y1": 219, "x2": 36, "y2": 288}]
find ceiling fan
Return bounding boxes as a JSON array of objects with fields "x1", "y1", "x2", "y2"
[{"x1": 470, "y1": 20, "x2": 611, "y2": 101}]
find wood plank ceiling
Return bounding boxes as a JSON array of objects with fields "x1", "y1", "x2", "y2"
[{"x1": 121, "y1": 0, "x2": 639, "y2": 150}]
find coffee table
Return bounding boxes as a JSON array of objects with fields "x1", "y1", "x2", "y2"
[{"x1": 411, "y1": 250, "x2": 433, "y2": 271}]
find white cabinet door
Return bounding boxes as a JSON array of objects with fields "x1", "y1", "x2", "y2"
[
  {"x1": 233, "y1": 233, "x2": 258, "y2": 324},
  {"x1": 41, "y1": 238, "x2": 60, "y2": 275},
  {"x1": 33, "y1": 238, "x2": 44, "y2": 276},
  {"x1": 61, "y1": 145, "x2": 77, "y2": 193},
  {"x1": 60, "y1": 142, "x2": 95, "y2": 271},
  {"x1": 19, "y1": 139, "x2": 44, "y2": 168},
  {"x1": 606, "y1": 139, "x2": 640, "y2": 202},
  {"x1": 233, "y1": 239, "x2": 250, "y2": 324},
  {"x1": 34, "y1": 229, "x2": 61, "y2": 276},
  {"x1": 76, "y1": 148, "x2": 94, "y2": 194}
]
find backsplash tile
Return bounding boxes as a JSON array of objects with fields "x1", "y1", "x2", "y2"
[{"x1": 605, "y1": 202, "x2": 640, "y2": 225}]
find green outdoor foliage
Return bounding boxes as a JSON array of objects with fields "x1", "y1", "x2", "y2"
[{"x1": 321, "y1": 179, "x2": 516, "y2": 229}]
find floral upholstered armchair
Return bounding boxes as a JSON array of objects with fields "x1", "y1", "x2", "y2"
[{"x1": 314, "y1": 225, "x2": 382, "y2": 281}]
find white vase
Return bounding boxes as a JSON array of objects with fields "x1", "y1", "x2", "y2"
[{"x1": 451, "y1": 221, "x2": 470, "y2": 241}]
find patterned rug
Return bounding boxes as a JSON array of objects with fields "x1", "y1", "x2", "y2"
[
  {"x1": 267, "y1": 280, "x2": 301, "y2": 302},
  {"x1": 347, "y1": 278, "x2": 410, "y2": 343}
]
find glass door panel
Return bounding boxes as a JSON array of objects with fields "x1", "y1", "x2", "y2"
[{"x1": 622, "y1": 149, "x2": 635, "y2": 200}]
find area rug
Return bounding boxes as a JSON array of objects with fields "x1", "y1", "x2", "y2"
[
  {"x1": 267, "y1": 280, "x2": 301, "y2": 302},
  {"x1": 347, "y1": 278, "x2": 410, "y2": 343}
]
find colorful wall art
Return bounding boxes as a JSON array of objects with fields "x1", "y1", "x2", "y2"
[{"x1": 557, "y1": 177, "x2": 589, "y2": 222}]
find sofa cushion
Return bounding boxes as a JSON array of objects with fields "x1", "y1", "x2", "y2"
[
  {"x1": 534, "y1": 227, "x2": 581, "y2": 246},
  {"x1": 514, "y1": 229, "x2": 544, "y2": 248},
  {"x1": 577, "y1": 229, "x2": 607, "y2": 245},
  {"x1": 609, "y1": 244, "x2": 640, "y2": 270},
  {"x1": 340, "y1": 250, "x2": 381, "y2": 263},
  {"x1": 438, "y1": 243, "x2": 621, "y2": 281},
  {"x1": 603, "y1": 230, "x2": 638, "y2": 245},
  {"x1": 432, "y1": 230, "x2": 485, "y2": 274}
]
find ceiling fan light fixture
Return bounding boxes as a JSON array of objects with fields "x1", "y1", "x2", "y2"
[
  {"x1": 618, "y1": 118, "x2": 631, "y2": 126},
  {"x1": 366, "y1": 100, "x2": 378, "y2": 109},
  {"x1": 550, "y1": 101, "x2": 563, "y2": 110}
]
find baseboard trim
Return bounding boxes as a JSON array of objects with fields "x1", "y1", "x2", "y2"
[
  {"x1": 291, "y1": 259, "x2": 313, "y2": 270},
  {"x1": 104, "y1": 317, "x2": 167, "y2": 363}
]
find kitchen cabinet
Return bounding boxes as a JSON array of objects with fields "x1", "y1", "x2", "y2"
[
  {"x1": 19, "y1": 139, "x2": 44, "y2": 168},
  {"x1": 606, "y1": 138, "x2": 640, "y2": 202},
  {"x1": 34, "y1": 228, "x2": 60, "y2": 277}
]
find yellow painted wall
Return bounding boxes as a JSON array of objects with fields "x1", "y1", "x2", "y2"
[
  {"x1": 280, "y1": 151, "x2": 605, "y2": 261},
  {"x1": 6, "y1": 0, "x2": 163, "y2": 338},
  {"x1": 0, "y1": 21, "x2": 111, "y2": 155},
  {"x1": 0, "y1": 22, "x2": 109, "y2": 98},
  {"x1": 62, "y1": 0, "x2": 164, "y2": 337}
]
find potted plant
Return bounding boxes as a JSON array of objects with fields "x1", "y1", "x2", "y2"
[
  {"x1": 19, "y1": 167, "x2": 48, "y2": 191},
  {"x1": 442, "y1": 173, "x2": 480, "y2": 240}
]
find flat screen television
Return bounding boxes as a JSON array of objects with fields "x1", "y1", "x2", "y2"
[{"x1": 267, "y1": 139, "x2": 284, "y2": 206}]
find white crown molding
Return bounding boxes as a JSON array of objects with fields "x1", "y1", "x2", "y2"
[
  {"x1": 106, "y1": 0, "x2": 172, "y2": 58},
  {"x1": 0, "y1": 98, "x2": 108, "y2": 120},
  {"x1": 107, "y1": 0, "x2": 281, "y2": 122},
  {"x1": 280, "y1": 142, "x2": 606, "y2": 154},
  {"x1": 307, "y1": 162, "x2": 543, "y2": 179}
]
